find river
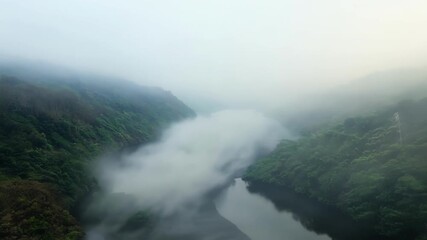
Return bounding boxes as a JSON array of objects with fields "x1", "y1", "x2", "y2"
[
  {"x1": 215, "y1": 178, "x2": 373, "y2": 240},
  {"x1": 86, "y1": 178, "x2": 373, "y2": 240}
]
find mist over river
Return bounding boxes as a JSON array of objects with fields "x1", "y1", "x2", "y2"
[{"x1": 84, "y1": 110, "x2": 379, "y2": 240}]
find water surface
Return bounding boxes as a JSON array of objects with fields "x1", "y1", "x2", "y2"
[{"x1": 215, "y1": 178, "x2": 372, "y2": 240}]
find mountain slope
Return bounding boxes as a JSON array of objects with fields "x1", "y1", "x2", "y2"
[
  {"x1": 245, "y1": 98, "x2": 427, "y2": 240},
  {"x1": 0, "y1": 69, "x2": 194, "y2": 239}
]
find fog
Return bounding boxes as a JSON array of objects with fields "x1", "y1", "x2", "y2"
[
  {"x1": 97, "y1": 110, "x2": 283, "y2": 214},
  {"x1": 2, "y1": 0, "x2": 427, "y2": 111},
  {"x1": 84, "y1": 110, "x2": 283, "y2": 239}
]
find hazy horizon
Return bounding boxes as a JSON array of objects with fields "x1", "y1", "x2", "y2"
[{"x1": 2, "y1": 0, "x2": 427, "y2": 112}]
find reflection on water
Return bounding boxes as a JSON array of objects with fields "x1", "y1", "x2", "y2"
[{"x1": 215, "y1": 179, "x2": 374, "y2": 240}]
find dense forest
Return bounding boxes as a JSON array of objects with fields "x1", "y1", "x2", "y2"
[
  {"x1": 0, "y1": 71, "x2": 194, "y2": 239},
  {"x1": 244, "y1": 98, "x2": 427, "y2": 240}
]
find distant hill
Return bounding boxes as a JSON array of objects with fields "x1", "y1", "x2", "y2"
[
  {"x1": 279, "y1": 69, "x2": 427, "y2": 134},
  {"x1": 0, "y1": 64, "x2": 194, "y2": 239}
]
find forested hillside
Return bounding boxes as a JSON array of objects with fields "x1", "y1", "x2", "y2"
[
  {"x1": 0, "y1": 72, "x2": 194, "y2": 239},
  {"x1": 245, "y1": 98, "x2": 427, "y2": 240}
]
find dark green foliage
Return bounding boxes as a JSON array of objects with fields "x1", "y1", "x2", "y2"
[
  {"x1": 0, "y1": 180, "x2": 83, "y2": 240},
  {"x1": 0, "y1": 74, "x2": 194, "y2": 239},
  {"x1": 245, "y1": 98, "x2": 427, "y2": 240}
]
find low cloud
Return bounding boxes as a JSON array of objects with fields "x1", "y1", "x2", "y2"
[{"x1": 96, "y1": 110, "x2": 284, "y2": 214}]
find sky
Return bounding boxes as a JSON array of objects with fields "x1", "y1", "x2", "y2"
[{"x1": 1, "y1": 0, "x2": 427, "y2": 111}]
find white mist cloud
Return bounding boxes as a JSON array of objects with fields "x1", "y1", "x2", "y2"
[{"x1": 98, "y1": 110, "x2": 284, "y2": 214}]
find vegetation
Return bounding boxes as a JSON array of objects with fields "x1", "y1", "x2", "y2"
[
  {"x1": 245, "y1": 98, "x2": 427, "y2": 240},
  {"x1": 0, "y1": 181, "x2": 83, "y2": 240},
  {"x1": 0, "y1": 73, "x2": 194, "y2": 239}
]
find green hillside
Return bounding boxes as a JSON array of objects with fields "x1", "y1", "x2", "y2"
[
  {"x1": 0, "y1": 72, "x2": 194, "y2": 239},
  {"x1": 244, "y1": 98, "x2": 427, "y2": 240}
]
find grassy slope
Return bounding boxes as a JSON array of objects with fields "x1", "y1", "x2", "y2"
[
  {"x1": 245, "y1": 98, "x2": 427, "y2": 240},
  {"x1": 0, "y1": 74, "x2": 194, "y2": 239}
]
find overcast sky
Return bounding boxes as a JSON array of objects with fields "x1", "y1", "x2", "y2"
[{"x1": 1, "y1": 0, "x2": 427, "y2": 111}]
